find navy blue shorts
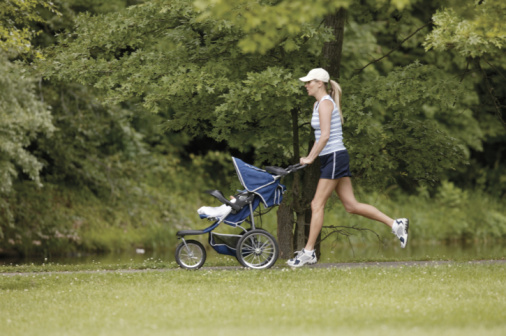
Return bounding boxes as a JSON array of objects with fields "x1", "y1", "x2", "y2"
[{"x1": 319, "y1": 150, "x2": 352, "y2": 179}]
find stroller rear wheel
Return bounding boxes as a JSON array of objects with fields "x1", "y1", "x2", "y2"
[
  {"x1": 236, "y1": 229, "x2": 279, "y2": 269},
  {"x1": 175, "y1": 240, "x2": 206, "y2": 270}
]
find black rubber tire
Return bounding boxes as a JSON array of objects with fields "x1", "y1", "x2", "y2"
[
  {"x1": 175, "y1": 240, "x2": 206, "y2": 270},
  {"x1": 236, "y1": 229, "x2": 279, "y2": 269}
]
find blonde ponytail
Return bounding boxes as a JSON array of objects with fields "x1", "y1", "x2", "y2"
[{"x1": 328, "y1": 80, "x2": 343, "y2": 125}]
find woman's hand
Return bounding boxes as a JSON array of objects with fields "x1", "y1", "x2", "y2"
[{"x1": 300, "y1": 157, "x2": 314, "y2": 165}]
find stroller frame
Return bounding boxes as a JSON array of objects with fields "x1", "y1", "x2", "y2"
[{"x1": 175, "y1": 158, "x2": 304, "y2": 270}]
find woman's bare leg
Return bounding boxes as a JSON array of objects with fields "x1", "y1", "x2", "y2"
[
  {"x1": 304, "y1": 178, "x2": 339, "y2": 251},
  {"x1": 335, "y1": 177, "x2": 393, "y2": 227}
]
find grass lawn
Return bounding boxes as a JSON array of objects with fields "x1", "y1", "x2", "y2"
[{"x1": 1, "y1": 262, "x2": 505, "y2": 336}]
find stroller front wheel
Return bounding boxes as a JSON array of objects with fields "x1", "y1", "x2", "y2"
[
  {"x1": 236, "y1": 229, "x2": 279, "y2": 269},
  {"x1": 175, "y1": 240, "x2": 206, "y2": 270}
]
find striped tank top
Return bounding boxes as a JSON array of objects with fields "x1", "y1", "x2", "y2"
[{"x1": 311, "y1": 95, "x2": 346, "y2": 156}]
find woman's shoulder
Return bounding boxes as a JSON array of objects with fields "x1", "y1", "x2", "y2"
[
  {"x1": 319, "y1": 98, "x2": 334, "y2": 111},
  {"x1": 320, "y1": 95, "x2": 335, "y2": 103},
  {"x1": 320, "y1": 95, "x2": 336, "y2": 109}
]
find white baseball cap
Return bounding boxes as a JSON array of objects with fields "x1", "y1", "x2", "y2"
[{"x1": 299, "y1": 68, "x2": 330, "y2": 83}]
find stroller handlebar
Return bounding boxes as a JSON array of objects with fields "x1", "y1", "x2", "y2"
[
  {"x1": 264, "y1": 163, "x2": 307, "y2": 177},
  {"x1": 285, "y1": 163, "x2": 307, "y2": 173}
]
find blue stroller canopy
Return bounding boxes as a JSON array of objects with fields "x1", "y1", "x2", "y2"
[{"x1": 232, "y1": 157, "x2": 286, "y2": 208}]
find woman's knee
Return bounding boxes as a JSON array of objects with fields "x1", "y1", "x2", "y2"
[
  {"x1": 311, "y1": 199, "x2": 326, "y2": 213},
  {"x1": 343, "y1": 202, "x2": 358, "y2": 214}
]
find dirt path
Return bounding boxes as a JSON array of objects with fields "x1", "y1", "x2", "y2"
[
  {"x1": 306, "y1": 259, "x2": 506, "y2": 269},
  {"x1": 203, "y1": 259, "x2": 506, "y2": 271},
  {"x1": 2, "y1": 259, "x2": 505, "y2": 276}
]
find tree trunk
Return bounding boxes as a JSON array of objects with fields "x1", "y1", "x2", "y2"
[
  {"x1": 277, "y1": 202, "x2": 294, "y2": 259},
  {"x1": 277, "y1": 108, "x2": 301, "y2": 258},
  {"x1": 277, "y1": 9, "x2": 347, "y2": 259},
  {"x1": 322, "y1": 8, "x2": 346, "y2": 79}
]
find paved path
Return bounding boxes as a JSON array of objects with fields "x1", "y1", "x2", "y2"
[
  {"x1": 3, "y1": 259, "x2": 504, "y2": 276},
  {"x1": 204, "y1": 259, "x2": 506, "y2": 271},
  {"x1": 306, "y1": 259, "x2": 506, "y2": 269}
]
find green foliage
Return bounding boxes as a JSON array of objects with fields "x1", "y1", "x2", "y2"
[
  {"x1": 37, "y1": 82, "x2": 150, "y2": 194},
  {"x1": 417, "y1": 186, "x2": 506, "y2": 242},
  {"x1": 421, "y1": 0, "x2": 506, "y2": 195},
  {"x1": 0, "y1": 156, "x2": 205, "y2": 256},
  {"x1": 1, "y1": 0, "x2": 193, "y2": 255},
  {"x1": 436, "y1": 180, "x2": 469, "y2": 208},
  {"x1": 40, "y1": 0, "x2": 333, "y2": 119},
  {"x1": 0, "y1": 0, "x2": 59, "y2": 56},
  {"x1": 424, "y1": 0, "x2": 506, "y2": 58},
  {"x1": 195, "y1": 0, "x2": 420, "y2": 54},
  {"x1": 2, "y1": 0, "x2": 504, "y2": 256},
  {"x1": 44, "y1": 0, "x2": 242, "y2": 111},
  {"x1": 189, "y1": 151, "x2": 238, "y2": 190},
  {"x1": 0, "y1": 53, "x2": 53, "y2": 195},
  {"x1": 342, "y1": 62, "x2": 480, "y2": 189},
  {"x1": 39, "y1": 0, "x2": 329, "y2": 163},
  {"x1": 40, "y1": 0, "x2": 479, "y2": 180},
  {"x1": 194, "y1": 0, "x2": 351, "y2": 53},
  {"x1": 212, "y1": 67, "x2": 304, "y2": 163}
]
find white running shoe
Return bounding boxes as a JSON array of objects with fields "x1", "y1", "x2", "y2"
[
  {"x1": 286, "y1": 249, "x2": 317, "y2": 267},
  {"x1": 392, "y1": 218, "x2": 409, "y2": 248}
]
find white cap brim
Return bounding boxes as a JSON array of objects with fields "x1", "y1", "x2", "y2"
[{"x1": 299, "y1": 76, "x2": 314, "y2": 82}]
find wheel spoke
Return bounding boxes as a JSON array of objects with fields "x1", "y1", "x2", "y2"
[
  {"x1": 238, "y1": 231, "x2": 278, "y2": 269},
  {"x1": 176, "y1": 242, "x2": 205, "y2": 269},
  {"x1": 247, "y1": 237, "x2": 259, "y2": 249},
  {"x1": 257, "y1": 239, "x2": 269, "y2": 249},
  {"x1": 242, "y1": 243, "x2": 256, "y2": 251}
]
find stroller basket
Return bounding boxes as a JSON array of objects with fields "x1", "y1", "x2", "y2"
[{"x1": 209, "y1": 232, "x2": 242, "y2": 256}]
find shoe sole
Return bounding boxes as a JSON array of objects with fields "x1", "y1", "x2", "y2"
[
  {"x1": 402, "y1": 219, "x2": 409, "y2": 248},
  {"x1": 287, "y1": 259, "x2": 317, "y2": 268}
]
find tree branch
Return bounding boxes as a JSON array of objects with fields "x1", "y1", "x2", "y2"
[
  {"x1": 482, "y1": 57, "x2": 506, "y2": 82},
  {"x1": 319, "y1": 225, "x2": 382, "y2": 249},
  {"x1": 355, "y1": 22, "x2": 431, "y2": 73}
]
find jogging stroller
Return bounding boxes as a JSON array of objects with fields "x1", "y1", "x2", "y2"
[{"x1": 175, "y1": 157, "x2": 304, "y2": 270}]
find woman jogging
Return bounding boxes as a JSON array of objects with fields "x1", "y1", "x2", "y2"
[{"x1": 287, "y1": 68, "x2": 409, "y2": 267}]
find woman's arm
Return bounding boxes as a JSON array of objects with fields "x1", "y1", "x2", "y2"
[{"x1": 300, "y1": 100, "x2": 333, "y2": 165}]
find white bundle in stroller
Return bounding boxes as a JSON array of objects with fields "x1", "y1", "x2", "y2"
[{"x1": 197, "y1": 204, "x2": 233, "y2": 220}]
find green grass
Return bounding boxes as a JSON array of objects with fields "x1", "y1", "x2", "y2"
[{"x1": 1, "y1": 263, "x2": 506, "y2": 335}]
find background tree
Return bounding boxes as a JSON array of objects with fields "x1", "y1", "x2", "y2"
[
  {"x1": 0, "y1": 0, "x2": 56, "y2": 240},
  {"x1": 424, "y1": 0, "x2": 506, "y2": 198},
  {"x1": 1, "y1": 0, "x2": 193, "y2": 255}
]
